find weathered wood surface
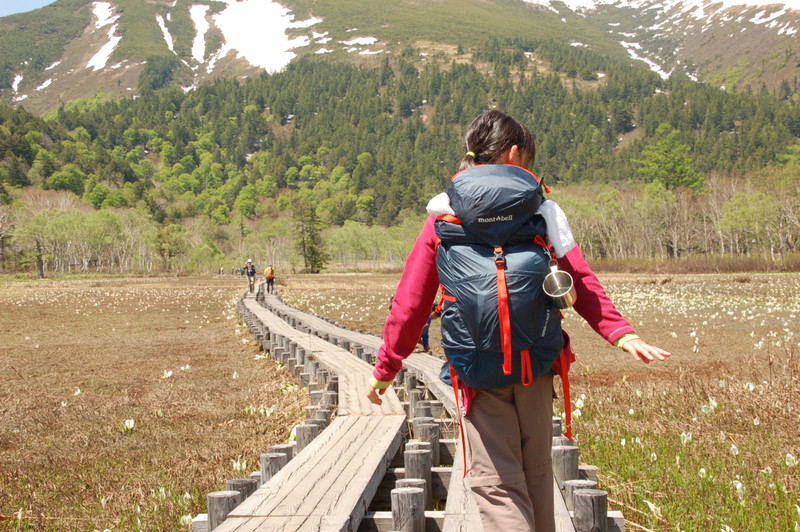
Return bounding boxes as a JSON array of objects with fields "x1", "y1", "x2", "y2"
[
  {"x1": 216, "y1": 415, "x2": 406, "y2": 532},
  {"x1": 242, "y1": 298, "x2": 404, "y2": 416},
  {"x1": 260, "y1": 293, "x2": 456, "y2": 417},
  {"x1": 441, "y1": 443, "x2": 482, "y2": 532},
  {"x1": 405, "y1": 352, "x2": 456, "y2": 417},
  {"x1": 261, "y1": 293, "x2": 382, "y2": 353},
  {"x1": 555, "y1": 477, "x2": 578, "y2": 532}
]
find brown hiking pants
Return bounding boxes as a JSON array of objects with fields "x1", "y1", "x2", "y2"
[{"x1": 464, "y1": 375, "x2": 555, "y2": 532}]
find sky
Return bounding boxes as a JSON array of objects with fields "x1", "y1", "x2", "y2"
[{"x1": 0, "y1": 0, "x2": 56, "y2": 17}]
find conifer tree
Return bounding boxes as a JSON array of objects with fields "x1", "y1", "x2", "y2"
[
  {"x1": 293, "y1": 201, "x2": 329, "y2": 273},
  {"x1": 634, "y1": 123, "x2": 705, "y2": 191}
]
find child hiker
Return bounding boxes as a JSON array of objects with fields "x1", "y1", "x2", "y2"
[{"x1": 366, "y1": 109, "x2": 671, "y2": 531}]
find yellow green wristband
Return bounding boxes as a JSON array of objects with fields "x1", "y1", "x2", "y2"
[
  {"x1": 369, "y1": 376, "x2": 393, "y2": 389},
  {"x1": 614, "y1": 333, "x2": 639, "y2": 349}
]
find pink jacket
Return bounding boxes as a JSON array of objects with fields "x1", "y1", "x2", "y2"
[{"x1": 372, "y1": 214, "x2": 635, "y2": 384}]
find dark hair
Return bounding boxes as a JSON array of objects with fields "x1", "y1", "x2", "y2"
[{"x1": 460, "y1": 110, "x2": 535, "y2": 171}]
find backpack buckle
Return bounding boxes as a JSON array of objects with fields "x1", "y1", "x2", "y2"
[{"x1": 493, "y1": 247, "x2": 505, "y2": 267}]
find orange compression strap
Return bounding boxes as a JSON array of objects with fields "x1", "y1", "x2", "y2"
[
  {"x1": 560, "y1": 347, "x2": 573, "y2": 440},
  {"x1": 520, "y1": 349, "x2": 533, "y2": 386},
  {"x1": 449, "y1": 365, "x2": 470, "y2": 477},
  {"x1": 494, "y1": 247, "x2": 513, "y2": 376},
  {"x1": 437, "y1": 214, "x2": 462, "y2": 225},
  {"x1": 434, "y1": 286, "x2": 447, "y2": 314}
]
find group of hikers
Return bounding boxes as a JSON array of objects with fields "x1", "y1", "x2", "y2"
[{"x1": 221, "y1": 259, "x2": 275, "y2": 294}]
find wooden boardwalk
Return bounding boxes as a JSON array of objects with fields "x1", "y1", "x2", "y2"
[
  {"x1": 203, "y1": 286, "x2": 623, "y2": 531},
  {"x1": 217, "y1": 415, "x2": 406, "y2": 531},
  {"x1": 258, "y1": 294, "x2": 456, "y2": 416},
  {"x1": 241, "y1": 297, "x2": 403, "y2": 416}
]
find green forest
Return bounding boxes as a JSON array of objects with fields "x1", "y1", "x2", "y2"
[{"x1": 1, "y1": 38, "x2": 799, "y2": 275}]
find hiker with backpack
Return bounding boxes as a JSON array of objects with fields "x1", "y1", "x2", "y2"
[
  {"x1": 244, "y1": 259, "x2": 256, "y2": 293},
  {"x1": 366, "y1": 110, "x2": 670, "y2": 532},
  {"x1": 264, "y1": 265, "x2": 275, "y2": 294}
]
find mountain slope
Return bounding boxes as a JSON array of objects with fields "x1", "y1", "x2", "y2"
[
  {"x1": 526, "y1": 0, "x2": 800, "y2": 90},
  {"x1": 1, "y1": 0, "x2": 799, "y2": 113},
  {"x1": 1, "y1": 0, "x2": 627, "y2": 112}
]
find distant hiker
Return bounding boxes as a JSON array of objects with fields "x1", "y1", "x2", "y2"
[
  {"x1": 245, "y1": 259, "x2": 256, "y2": 293},
  {"x1": 366, "y1": 110, "x2": 670, "y2": 532},
  {"x1": 264, "y1": 265, "x2": 275, "y2": 294}
]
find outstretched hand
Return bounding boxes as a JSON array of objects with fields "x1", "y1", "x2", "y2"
[
  {"x1": 366, "y1": 385, "x2": 388, "y2": 405},
  {"x1": 622, "y1": 338, "x2": 671, "y2": 364}
]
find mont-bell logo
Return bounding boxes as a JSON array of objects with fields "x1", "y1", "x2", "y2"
[{"x1": 477, "y1": 214, "x2": 513, "y2": 223}]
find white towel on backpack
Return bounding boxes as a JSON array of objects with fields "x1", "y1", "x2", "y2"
[{"x1": 426, "y1": 192, "x2": 576, "y2": 257}]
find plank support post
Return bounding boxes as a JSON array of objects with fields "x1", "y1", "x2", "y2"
[{"x1": 391, "y1": 487, "x2": 425, "y2": 532}]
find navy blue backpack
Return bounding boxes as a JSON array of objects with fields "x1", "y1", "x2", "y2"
[{"x1": 434, "y1": 164, "x2": 576, "y2": 438}]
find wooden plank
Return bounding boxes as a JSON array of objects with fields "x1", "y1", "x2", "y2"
[
  {"x1": 265, "y1": 294, "x2": 381, "y2": 352},
  {"x1": 216, "y1": 415, "x2": 406, "y2": 532},
  {"x1": 554, "y1": 477, "x2": 577, "y2": 532},
  {"x1": 442, "y1": 442, "x2": 482, "y2": 532},
  {"x1": 360, "y1": 511, "x2": 445, "y2": 532},
  {"x1": 242, "y1": 299, "x2": 404, "y2": 416},
  {"x1": 258, "y1": 295, "x2": 457, "y2": 418},
  {"x1": 406, "y1": 352, "x2": 456, "y2": 416}
]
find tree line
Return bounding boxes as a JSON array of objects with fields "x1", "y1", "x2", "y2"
[{"x1": 0, "y1": 37, "x2": 798, "y2": 275}]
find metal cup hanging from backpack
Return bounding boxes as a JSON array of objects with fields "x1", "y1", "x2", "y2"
[{"x1": 541, "y1": 247, "x2": 576, "y2": 309}]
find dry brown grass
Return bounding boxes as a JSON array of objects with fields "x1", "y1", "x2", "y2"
[
  {"x1": 2, "y1": 271, "x2": 798, "y2": 530},
  {"x1": 0, "y1": 276, "x2": 307, "y2": 531}
]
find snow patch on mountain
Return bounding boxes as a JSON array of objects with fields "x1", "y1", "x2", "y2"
[
  {"x1": 190, "y1": 5, "x2": 210, "y2": 63},
  {"x1": 210, "y1": 0, "x2": 321, "y2": 73},
  {"x1": 87, "y1": 2, "x2": 121, "y2": 71},
  {"x1": 157, "y1": 14, "x2": 175, "y2": 53},
  {"x1": 341, "y1": 37, "x2": 377, "y2": 46}
]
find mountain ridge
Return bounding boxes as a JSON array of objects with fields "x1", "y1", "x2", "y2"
[{"x1": 2, "y1": 0, "x2": 799, "y2": 113}]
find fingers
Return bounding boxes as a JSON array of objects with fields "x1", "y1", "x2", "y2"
[
  {"x1": 624, "y1": 339, "x2": 672, "y2": 364},
  {"x1": 366, "y1": 386, "x2": 383, "y2": 406},
  {"x1": 642, "y1": 344, "x2": 671, "y2": 362}
]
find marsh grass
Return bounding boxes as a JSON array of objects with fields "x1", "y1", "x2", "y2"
[
  {"x1": 570, "y1": 344, "x2": 798, "y2": 530},
  {"x1": 3, "y1": 272, "x2": 797, "y2": 530},
  {"x1": 0, "y1": 278, "x2": 307, "y2": 531}
]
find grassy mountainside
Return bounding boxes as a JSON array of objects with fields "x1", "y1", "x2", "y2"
[
  {"x1": 0, "y1": 0, "x2": 633, "y2": 113},
  {"x1": 284, "y1": 0, "x2": 627, "y2": 57},
  {"x1": 0, "y1": 0, "x2": 93, "y2": 88},
  {"x1": 2, "y1": 0, "x2": 799, "y2": 113}
]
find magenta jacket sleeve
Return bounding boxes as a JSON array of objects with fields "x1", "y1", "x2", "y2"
[
  {"x1": 372, "y1": 215, "x2": 441, "y2": 383},
  {"x1": 557, "y1": 244, "x2": 636, "y2": 344}
]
